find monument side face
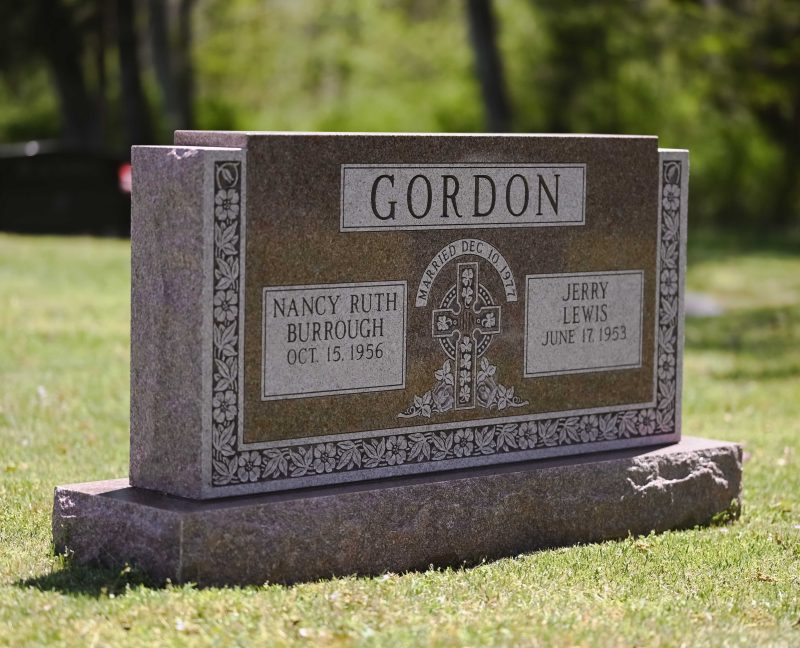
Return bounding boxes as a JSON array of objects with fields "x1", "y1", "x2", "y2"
[
  {"x1": 130, "y1": 145, "x2": 245, "y2": 498},
  {"x1": 132, "y1": 133, "x2": 687, "y2": 499}
]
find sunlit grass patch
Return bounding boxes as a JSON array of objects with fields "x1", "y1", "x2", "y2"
[{"x1": 0, "y1": 233, "x2": 798, "y2": 647}]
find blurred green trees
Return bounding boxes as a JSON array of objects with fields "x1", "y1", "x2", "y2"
[{"x1": 0, "y1": 0, "x2": 798, "y2": 229}]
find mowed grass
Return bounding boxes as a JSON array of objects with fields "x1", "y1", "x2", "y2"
[{"x1": 0, "y1": 232, "x2": 798, "y2": 647}]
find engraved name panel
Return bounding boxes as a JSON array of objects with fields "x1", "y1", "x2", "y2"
[
  {"x1": 262, "y1": 282, "x2": 407, "y2": 400},
  {"x1": 341, "y1": 164, "x2": 586, "y2": 231},
  {"x1": 524, "y1": 271, "x2": 644, "y2": 377}
]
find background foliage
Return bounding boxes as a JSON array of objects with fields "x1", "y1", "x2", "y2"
[{"x1": 0, "y1": 0, "x2": 798, "y2": 229}]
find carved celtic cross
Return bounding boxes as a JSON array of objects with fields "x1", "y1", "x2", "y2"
[{"x1": 432, "y1": 262, "x2": 501, "y2": 409}]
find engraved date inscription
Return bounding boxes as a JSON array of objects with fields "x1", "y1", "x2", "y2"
[
  {"x1": 262, "y1": 282, "x2": 407, "y2": 400},
  {"x1": 525, "y1": 271, "x2": 643, "y2": 377}
]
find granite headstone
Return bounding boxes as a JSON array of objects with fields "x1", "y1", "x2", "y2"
[
  {"x1": 52, "y1": 133, "x2": 742, "y2": 584},
  {"x1": 131, "y1": 133, "x2": 681, "y2": 498}
]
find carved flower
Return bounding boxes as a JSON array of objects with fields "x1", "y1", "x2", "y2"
[
  {"x1": 459, "y1": 384, "x2": 471, "y2": 403},
  {"x1": 662, "y1": 184, "x2": 680, "y2": 211},
  {"x1": 660, "y1": 269, "x2": 678, "y2": 297},
  {"x1": 214, "y1": 289, "x2": 239, "y2": 322},
  {"x1": 237, "y1": 451, "x2": 261, "y2": 482},
  {"x1": 658, "y1": 352, "x2": 676, "y2": 382},
  {"x1": 475, "y1": 374, "x2": 498, "y2": 408},
  {"x1": 460, "y1": 337, "x2": 472, "y2": 353},
  {"x1": 215, "y1": 189, "x2": 240, "y2": 220},
  {"x1": 313, "y1": 443, "x2": 337, "y2": 473},
  {"x1": 436, "y1": 315, "x2": 452, "y2": 332},
  {"x1": 459, "y1": 368, "x2": 471, "y2": 386},
  {"x1": 515, "y1": 422, "x2": 537, "y2": 449},
  {"x1": 481, "y1": 311, "x2": 496, "y2": 328},
  {"x1": 461, "y1": 268, "x2": 474, "y2": 284},
  {"x1": 638, "y1": 409, "x2": 656, "y2": 435},
  {"x1": 212, "y1": 390, "x2": 237, "y2": 423},
  {"x1": 385, "y1": 435, "x2": 408, "y2": 465},
  {"x1": 460, "y1": 353, "x2": 472, "y2": 370},
  {"x1": 579, "y1": 415, "x2": 599, "y2": 442},
  {"x1": 461, "y1": 286, "x2": 474, "y2": 305},
  {"x1": 454, "y1": 428, "x2": 474, "y2": 457},
  {"x1": 431, "y1": 381, "x2": 454, "y2": 412}
]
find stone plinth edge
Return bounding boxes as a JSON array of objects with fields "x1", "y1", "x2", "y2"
[{"x1": 53, "y1": 436, "x2": 741, "y2": 586}]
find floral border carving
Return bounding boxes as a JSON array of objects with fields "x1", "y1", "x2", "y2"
[
  {"x1": 211, "y1": 159, "x2": 682, "y2": 487},
  {"x1": 210, "y1": 161, "x2": 245, "y2": 485}
]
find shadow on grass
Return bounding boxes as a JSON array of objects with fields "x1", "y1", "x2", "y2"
[
  {"x1": 685, "y1": 304, "x2": 800, "y2": 381},
  {"x1": 17, "y1": 562, "x2": 165, "y2": 598}
]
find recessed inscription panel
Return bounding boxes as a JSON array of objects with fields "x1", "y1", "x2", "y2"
[
  {"x1": 525, "y1": 271, "x2": 644, "y2": 377},
  {"x1": 239, "y1": 136, "x2": 660, "y2": 448},
  {"x1": 262, "y1": 282, "x2": 407, "y2": 400},
  {"x1": 341, "y1": 164, "x2": 586, "y2": 231}
]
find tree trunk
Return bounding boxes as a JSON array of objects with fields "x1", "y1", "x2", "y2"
[
  {"x1": 175, "y1": 0, "x2": 196, "y2": 130},
  {"x1": 34, "y1": 0, "x2": 101, "y2": 147},
  {"x1": 116, "y1": 0, "x2": 153, "y2": 147},
  {"x1": 465, "y1": 0, "x2": 512, "y2": 132},
  {"x1": 147, "y1": 0, "x2": 180, "y2": 133},
  {"x1": 91, "y1": 1, "x2": 109, "y2": 146}
]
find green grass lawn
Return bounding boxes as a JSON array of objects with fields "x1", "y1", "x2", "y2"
[{"x1": 0, "y1": 232, "x2": 798, "y2": 647}]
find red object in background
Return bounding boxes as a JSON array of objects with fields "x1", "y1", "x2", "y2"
[{"x1": 118, "y1": 162, "x2": 132, "y2": 194}]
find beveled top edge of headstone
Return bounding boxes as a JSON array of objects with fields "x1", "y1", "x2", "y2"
[
  {"x1": 131, "y1": 144, "x2": 243, "y2": 152},
  {"x1": 175, "y1": 130, "x2": 658, "y2": 140}
]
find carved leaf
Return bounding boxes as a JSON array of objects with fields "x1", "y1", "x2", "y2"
[
  {"x1": 336, "y1": 440, "x2": 362, "y2": 470},
  {"x1": 656, "y1": 407, "x2": 675, "y2": 433},
  {"x1": 658, "y1": 379, "x2": 676, "y2": 403},
  {"x1": 362, "y1": 438, "x2": 386, "y2": 468},
  {"x1": 661, "y1": 241, "x2": 678, "y2": 269},
  {"x1": 660, "y1": 298, "x2": 678, "y2": 324},
  {"x1": 560, "y1": 416, "x2": 580, "y2": 443},
  {"x1": 495, "y1": 424, "x2": 518, "y2": 451},
  {"x1": 431, "y1": 432, "x2": 453, "y2": 460},
  {"x1": 214, "y1": 322, "x2": 238, "y2": 358},
  {"x1": 475, "y1": 426, "x2": 495, "y2": 454},
  {"x1": 620, "y1": 410, "x2": 638, "y2": 438},
  {"x1": 289, "y1": 447, "x2": 314, "y2": 477},
  {"x1": 215, "y1": 223, "x2": 239, "y2": 256},
  {"x1": 538, "y1": 420, "x2": 559, "y2": 446},
  {"x1": 212, "y1": 456, "x2": 238, "y2": 485},
  {"x1": 215, "y1": 256, "x2": 239, "y2": 291},
  {"x1": 599, "y1": 413, "x2": 619, "y2": 440},
  {"x1": 262, "y1": 449, "x2": 288, "y2": 478},
  {"x1": 663, "y1": 212, "x2": 679, "y2": 240},
  {"x1": 408, "y1": 433, "x2": 431, "y2": 462},
  {"x1": 213, "y1": 358, "x2": 237, "y2": 392},
  {"x1": 212, "y1": 422, "x2": 236, "y2": 457}
]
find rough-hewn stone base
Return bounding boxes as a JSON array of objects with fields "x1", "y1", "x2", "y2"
[{"x1": 53, "y1": 437, "x2": 741, "y2": 586}]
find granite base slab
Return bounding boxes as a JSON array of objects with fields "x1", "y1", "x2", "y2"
[{"x1": 53, "y1": 437, "x2": 741, "y2": 586}]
